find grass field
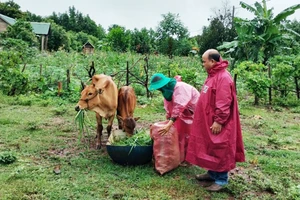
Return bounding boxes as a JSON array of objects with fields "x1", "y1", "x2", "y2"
[{"x1": 0, "y1": 93, "x2": 299, "y2": 200}]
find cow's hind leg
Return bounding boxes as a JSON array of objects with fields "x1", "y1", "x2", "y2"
[
  {"x1": 96, "y1": 113, "x2": 103, "y2": 149},
  {"x1": 117, "y1": 109, "x2": 122, "y2": 129}
]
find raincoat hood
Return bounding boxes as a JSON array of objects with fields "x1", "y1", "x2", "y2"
[{"x1": 207, "y1": 60, "x2": 229, "y2": 76}]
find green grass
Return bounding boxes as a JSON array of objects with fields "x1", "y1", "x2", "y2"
[{"x1": 0, "y1": 94, "x2": 299, "y2": 200}]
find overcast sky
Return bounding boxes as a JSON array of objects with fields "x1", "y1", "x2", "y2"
[{"x1": 3, "y1": 0, "x2": 300, "y2": 36}]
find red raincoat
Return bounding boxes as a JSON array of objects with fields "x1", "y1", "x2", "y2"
[
  {"x1": 164, "y1": 81, "x2": 200, "y2": 163},
  {"x1": 186, "y1": 61, "x2": 245, "y2": 172}
]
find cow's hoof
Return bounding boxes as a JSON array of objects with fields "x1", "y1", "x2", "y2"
[{"x1": 96, "y1": 144, "x2": 101, "y2": 149}]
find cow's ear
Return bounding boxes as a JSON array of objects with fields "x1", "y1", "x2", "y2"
[
  {"x1": 102, "y1": 79, "x2": 109, "y2": 88},
  {"x1": 93, "y1": 76, "x2": 99, "y2": 83},
  {"x1": 134, "y1": 117, "x2": 140, "y2": 122}
]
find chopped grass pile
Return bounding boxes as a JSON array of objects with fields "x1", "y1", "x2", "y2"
[{"x1": 112, "y1": 129, "x2": 152, "y2": 146}]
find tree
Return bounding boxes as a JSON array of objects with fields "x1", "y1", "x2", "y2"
[
  {"x1": 48, "y1": 6, "x2": 106, "y2": 39},
  {"x1": 156, "y1": 13, "x2": 189, "y2": 58},
  {"x1": 198, "y1": 18, "x2": 227, "y2": 55},
  {"x1": 285, "y1": 20, "x2": 300, "y2": 54},
  {"x1": 1, "y1": 20, "x2": 38, "y2": 47},
  {"x1": 130, "y1": 28, "x2": 153, "y2": 54},
  {"x1": 24, "y1": 11, "x2": 44, "y2": 22},
  {"x1": 198, "y1": 0, "x2": 236, "y2": 55},
  {"x1": 47, "y1": 21, "x2": 70, "y2": 51},
  {"x1": 0, "y1": 0, "x2": 24, "y2": 19},
  {"x1": 107, "y1": 25, "x2": 130, "y2": 52},
  {"x1": 210, "y1": 0, "x2": 234, "y2": 30},
  {"x1": 174, "y1": 38, "x2": 193, "y2": 56}
]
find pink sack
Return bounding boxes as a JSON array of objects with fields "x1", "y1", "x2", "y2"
[{"x1": 150, "y1": 121, "x2": 180, "y2": 175}]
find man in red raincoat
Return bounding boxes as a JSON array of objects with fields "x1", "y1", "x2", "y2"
[{"x1": 186, "y1": 49, "x2": 245, "y2": 192}]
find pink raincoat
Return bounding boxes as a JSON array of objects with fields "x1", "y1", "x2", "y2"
[
  {"x1": 164, "y1": 81, "x2": 200, "y2": 163},
  {"x1": 186, "y1": 61, "x2": 245, "y2": 172}
]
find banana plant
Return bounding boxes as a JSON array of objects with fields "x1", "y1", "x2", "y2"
[{"x1": 218, "y1": 0, "x2": 300, "y2": 105}]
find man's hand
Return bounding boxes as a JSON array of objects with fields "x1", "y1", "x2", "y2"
[
  {"x1": 158, "y1": 120, "x2": 174, "y2": 135},
  {"x1": 210, "y1": 121, "x2": 222, "y2": 134}
]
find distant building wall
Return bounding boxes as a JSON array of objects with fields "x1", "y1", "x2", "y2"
[
  {"x1": 82, "y1": 43, "x2": 94, "y2": 54},
  {"x1": 83, "y1": 47, "x2": 94, "y2": 54},
  {"x1": 0, "y1": 18, "x2": 9, "y2": 32}
]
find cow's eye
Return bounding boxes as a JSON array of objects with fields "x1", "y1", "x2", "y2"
[{"x1": 88, "y1": 93, "x2": 93, "y2": 95}]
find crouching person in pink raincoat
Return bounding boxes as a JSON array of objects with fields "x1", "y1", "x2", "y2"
[{"x1": 149, "y1": 73, "x2": 200, "y2": 163}]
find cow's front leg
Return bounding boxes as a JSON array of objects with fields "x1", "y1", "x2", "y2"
[
  {"x1": 107, "y1": 115, "x2": 115, "y2": 139},
  {"x1": 96, "y1": 113, "x2": 103, "y2": 149}
]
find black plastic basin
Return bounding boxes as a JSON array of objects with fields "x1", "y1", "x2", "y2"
[{"x1": 106, "y1": 145, "x2": 153, "y2": 165}]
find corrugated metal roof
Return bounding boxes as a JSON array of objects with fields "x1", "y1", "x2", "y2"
[
  {"x1": 0, "y1": 13, "x2": 16, "y2": 25},
  {"x1": 30, "y1": 22, "x2": 50, "y2": 35},
  {"x1": 82, "y1": 41, "x2": 95, "y2": 48},
  {"x1": 0, "y1": 13, "x2": 50, "y2": 35}
]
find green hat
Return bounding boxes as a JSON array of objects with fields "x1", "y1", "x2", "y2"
[{"x1": 149, "y1": 73, "x2": 171, "y2": 91}]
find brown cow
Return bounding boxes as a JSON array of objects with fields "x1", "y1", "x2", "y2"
[
  {"x1": 75, "y1": 74, "x2": 118, "y2": 149},
  {"x1": 117, "y1": 86, "x2": 140, "y2": 136}
]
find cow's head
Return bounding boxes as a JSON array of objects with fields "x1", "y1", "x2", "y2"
[
  {"x1": 117, "y1": 115, "x2": 140, "y2": 136},
  {"x1": 75, "y1": 84, "x2": 102, "y2": 111}
]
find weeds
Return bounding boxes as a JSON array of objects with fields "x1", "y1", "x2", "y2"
[
  {"x1": 0, "y1": 151, "x2": 17, "y2": 164},
  {"x1": 0, "y1": 93, "x2": 299, "y2": 199}
]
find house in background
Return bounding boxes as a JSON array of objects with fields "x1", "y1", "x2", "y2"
[
  {"x1": 0, "y1": 13, "x2": 50, "y2": 51},
  {"x1": 82, "y1": 41, "x2": 95, "y2": 54}
]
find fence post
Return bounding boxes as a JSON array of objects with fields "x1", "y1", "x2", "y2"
[
  {"x1": 58, "y1": 81, "x2": 62, "y2": 96},
  {"x1": 126, "y1": 61, "x2": 129, "y2": 86},
  {"x1": 40, "y1": 64, "x2": 42, "y2": 78},
  {"x1": 67, "y1": 69, "x2": 70, "y2": 91}
]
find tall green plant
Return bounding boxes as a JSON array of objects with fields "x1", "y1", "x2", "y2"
[
  {"x1": 233, "y1": 61, "x2": 270, "y2": 105},
  {"x1": 0, "y1": 50, "x2": 29, "y2": 96},
  {"x1": 269, "y1": 55, "x2": 300, "y2": 101},
  {"x1": 218, "y1": 0, "x2": 300, "y2": 105}
]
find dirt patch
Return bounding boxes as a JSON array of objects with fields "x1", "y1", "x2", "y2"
[
  {"x1": 136, "y1": 121, "x2": 152, "y2": 130},
  {"x1": 49, "y1": 117, "x2": 66, "y2": 126}
]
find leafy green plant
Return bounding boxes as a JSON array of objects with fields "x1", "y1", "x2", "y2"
[
  {"x1": 26, "y1": 121, "x2": 40, "y2": 131},
  {"x1": 0, "y1": 51, "x2": 30, "y2": 96},
  {"x1": 12, "y1": 95, "x2": 32, "y2": 106},
  {"x1": 0, "y1": 151, "x2": 17, "y2": 164},
  {"x1": 291, "y1": 106, "x2": 300, "y2": 113},
  {"x1": 234, "y1": 61, "x2": 271, "y2": 105}
]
